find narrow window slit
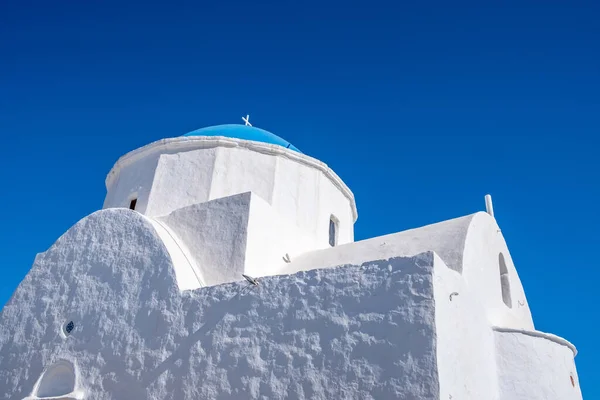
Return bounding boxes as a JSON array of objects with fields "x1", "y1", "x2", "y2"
[
  {"x1": 499, "y1": 253, "x2": 512, "y2": 308},
  {"x1": 329, "y1": 216, "x2": 338, "y2": 247}
]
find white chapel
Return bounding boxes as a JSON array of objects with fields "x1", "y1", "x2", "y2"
[{"x1": 0, "y1": 122, "x2": 582, "y2": 399}]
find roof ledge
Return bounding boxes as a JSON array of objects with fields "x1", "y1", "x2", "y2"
[{"x1": 492, "y1": 326, "x2": 578, "y2": 356}]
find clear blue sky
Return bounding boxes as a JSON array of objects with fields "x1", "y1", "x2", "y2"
[{"x1": 1, "y1": 0, "x2": 598, "y2": 396}]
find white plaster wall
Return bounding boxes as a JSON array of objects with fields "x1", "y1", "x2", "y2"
[
  {"x1": 103, "y1": 138, "x2": 356, "y2": 248},
  {"x1": 278, "y1": 214, "x2": 475, "y2": 277},
  {"x1": 272, "y1": 155, "x2": 316, "y2": 233},
  {"x1": 495, "y1": 329, "x2": 582, "y2": 400},
  {"x1": 245, "y1": 193, "x2": 318, "y2": 279},
  {"x1": 145, "y1": 148, "x2": 218, "y2": 217},
  {"x1": 433, "y1": 253, "x2": 499, "y2": 400},
  {"x1": 315, "y1": 165, "x2": 354, "y2": 246},
  {"x1": 0, "y1": 211, "x2": 443, "y2": 400},
  {"x1": 144, "y1": 216, "x2": 204, "y2": 290},
  {"x1": 155, "y1": 190, "x2": 343, "y2": 287},
  {"x1": 157, "y1": 192, "x2": 252, "y2": 287},
  {"x1": 102, "y1": 153, "x2": 161, "y2": 214},
  {"x1": 271, "y1": 156, "x2": 354, "y2": 246},
  {"x1": 0, "y1": 208, "x2": 179, "y2": 399},
  {"x1": 462, "y1": 212, "x2": 534, "y2": 330},
  {"x1": 209, "y1": 147, "x2": 276, "y2": 206},
  {"x1": 279, "y1": 211, "x2": 534, "y2": 331}
]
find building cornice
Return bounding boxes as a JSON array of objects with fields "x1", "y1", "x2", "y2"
[
  {"x1": 105, "y1": 136, "x2": 358, "y2": 221},
  {"x1": 492, "y1": 326, "x2": 577, "y2": 356}
]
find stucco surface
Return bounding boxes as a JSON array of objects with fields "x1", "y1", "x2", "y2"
[
  {"x1": 147, "y1": 148, "x2": 218, "y2": 216},
  {"x1": 0, "y1": 209, "x2": 177, "y2": 399},
  {"x1": 2, "y1": 127, "x2": 584, "y2": 399},
  {"x1": 158, "y1": 192, "x2": 252, "y2": 287},
  {"x1": 103, "y1": 137, "x2": 356, "y2": 248},
  {"x1": 281, "y1": 212, "x2": 534, "y2": 331},
  {"x1": 280, "y1": 213, "x2": 475, "y2": 275},
  {"x1": 495, "y1": 329, "x2": 582, "y2": 399},
  {"x1": 433, "y1": 253, "x2": 499, "y2": 400},
  {"x1": 145, "y1": 216, "x2": 204, "y2": 290},
  {"x1": 0, "y1": 208, "x2": 442, "y2": 399},
  {"x1": 462, "y1": 213, "x2": 534, "y2": 330},
  {"x1": 155, "y1": 191, "x2": 327, "y2": 288},
  {"x1": 245, "y1": 194, "x2": 318, "y2": 279},
  {"x1": 102, "y1": 151, "x2": 161, "y2": 214}
]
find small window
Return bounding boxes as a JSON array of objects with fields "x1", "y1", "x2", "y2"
[
  {"x1": 329, "y1": 216, "x2": 338, "y2": 247},
  {"x1": 62, "y1": 320, "x2": 74, "y2": 336},
  {"x1": 129, "y1": 198, "x2": 137, "y2": 210},
  {"x1": 499, "y1": 253, "x2": 512, "y2": 308}
]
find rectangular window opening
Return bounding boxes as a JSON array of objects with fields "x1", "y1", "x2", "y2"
[
  {"x1": 129, "y1": 198, "x2": 137, "y2": 210},
  {"x1": 329, "y1": 216, "x2": 338, "y2": 247}
]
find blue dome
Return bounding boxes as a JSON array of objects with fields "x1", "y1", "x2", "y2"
[{"x1": 182, "y1": 124, "x2": 302, "y2": 153}]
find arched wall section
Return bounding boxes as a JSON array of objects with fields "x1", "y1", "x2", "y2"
[
  {"x1": 0, "y1": 208, "x2": 182, "y2": 399},
  {"x1": 462, "y1": 212, "x2": 533, "y2": 330}
]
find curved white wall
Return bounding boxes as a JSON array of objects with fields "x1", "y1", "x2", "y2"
[
  {"x1": 495, "y1": 329, "x2": 582, "y2": 399},
  {"x1": 462, "y1": 212, "x2": 534, "y2": 330},
  {"x1": 0, "y1": 208, "x2": 181, "y2": 399},
  {"x1": 104, "y1": 137, "x2": 357, "y2": 248},
  {"x1": 102, "y1": 151, "x2": 161, "y2": 215}
]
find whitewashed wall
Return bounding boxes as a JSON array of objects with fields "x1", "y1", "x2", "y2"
[
  {"x1": 0, "y1": 203, "x2": 583, "y2": 399},
  {"x1": 281, "y1": 211, "x2": 535, "y2": 330},
  {"x1": 433, "y1": 253, "x2": 499, "y2": 400},
  {"x1": 147, "y1": 148, "x2": 218, "y2": 216},
  {"x1": 0, "y1": 208, "x2": 179, "y2": 399},
  {"x1": 157, "y1": 192, "x2": 252, "y2": 287},
  {"x1": 103, "y1": 137, "x2": 357, "y2": 250},
  {"x1": 0, "y1": 209, "x2": 442, "y2": 400},
  {"x1": 245, "y1": 194, "x2": 318, "y2": 279},
  {"x1": 495, "y1": 329, "x2": 582, "y2": 399},
  {"x1": 461, "y1": 213, "x2": 534, "y2": 330},
  {"x1": 102, "y1": 152, "x2": 161, "y2": 214},
  {"x1": 154, "y1": 191, "x2": 336, "y2": 287},
  {"x1": 145, "y1": 216, "x2": 203, "y2": 291}
]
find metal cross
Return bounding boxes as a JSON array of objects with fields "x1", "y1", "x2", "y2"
[{"x1": 242, "y1": 114, "x2": 252, "y2": 126}]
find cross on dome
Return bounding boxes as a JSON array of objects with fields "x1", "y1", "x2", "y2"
[{"x1": 242, "y1": 115, "x2": 252, "y2": 126}]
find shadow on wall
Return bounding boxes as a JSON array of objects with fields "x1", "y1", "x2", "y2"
[
  {"x1": 99, "y1": 285, "x2": 257, "y2": 397},
  {"x1": 101, "y1": 254, "x2": 439, "y2": 399}
]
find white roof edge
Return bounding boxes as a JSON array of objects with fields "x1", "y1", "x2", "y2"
[
  {"x1": 105, "y1": 136, "x2": 358, "y2": 222},
  {"x1": 492, "y1": 326, "x2": 578, "y2": 356}
]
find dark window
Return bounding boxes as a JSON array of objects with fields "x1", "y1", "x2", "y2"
[
  {"x1": 329, "y1": 216, "x2": 338, "y2": 247},
  {"x1": 64, "y1": 321, "x2": 74, "y2": 335},
  {"x1": 499, "y1": 253, "x2": 512, "y2": 308},
  {"x1": 129, "y1": 199, "x2": 137, "y2": 210}
]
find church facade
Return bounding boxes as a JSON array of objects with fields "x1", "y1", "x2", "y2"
[{"x1": 0, "y1": 123, "x2": 582, "y2": 399}]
